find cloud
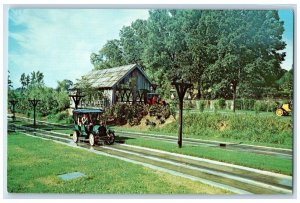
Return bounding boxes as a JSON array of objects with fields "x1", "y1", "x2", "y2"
[
  {"x1": 280, "y1": 38, "x2": 293, "y2": 70},
  {"x1": 8, "y1": 9, "x2": 149, "y2": 88}
]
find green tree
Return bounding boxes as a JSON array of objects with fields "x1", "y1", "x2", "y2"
[
  {"x1": 142, "y1": 10, "x2": 192, "y2": 97},
  {"x1": 90, "y1": 39, "x2": 125, "y2": 70},
  {"x1": 56, "y1": 79, "x2": 73, "y2": 92},
  {"x1": 201, "y1": 10, "x2": 286, "y2": 111},
  {"x1": 120, "y1": 19, "x2": 148, "y2": 66},
  {"x1": 276, "y1": 67, "x2": 293, "y2": 99},
  {"x1": 20, "y1": 73, "x2": 27, "y2": 89}
]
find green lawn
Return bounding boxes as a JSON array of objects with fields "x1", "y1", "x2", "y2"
[
  {"x1": 121, "y1": 137, "x2": 292, "y2": 175},
  {"x1": 7, "y1": 132, "x2": 231, "y2": 194}
]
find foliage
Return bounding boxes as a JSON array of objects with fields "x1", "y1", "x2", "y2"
[
  {"x1": 90, "y1": 10, "x2": 287, "y2": 101},
  {"x1": 9, "y1": 72, "x2": 70, "y2": 116},
  {"x1": 103, "y1": 103, "x2": 146, "y2": 125},
  {"x1": 150, "y1": 113, "x2": 292, "y2": 146},
  {"x1": 90, "y1": 39, "x2": 125, "y2": 70},
  {"x1": 74, "y1": 76, "x2": 103, "y2": 105},
  {"x1": 198, "y1": 100, "x2": 206, "y2": 112},
  {"x1": 56, "y1": 79, "x2": 73, "y2": 92},
  {"x1": 217, "y1": 99, "x2": 226, "y2": 109},
  {"x1": 254, "y1": 100, "x2": 278, "y2": 113}
]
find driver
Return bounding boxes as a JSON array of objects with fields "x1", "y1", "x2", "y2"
[
  {"x1": 98, "y1": 121, "x2": 106, "y2": 136},
  {"x1": 82, "y1": 114, "x2": 92, "y2": 134}
]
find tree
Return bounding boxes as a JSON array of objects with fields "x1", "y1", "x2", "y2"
[
  {"x1": 120, "y1": 19, "x2": 148, "y2": 66},
  {"x1": 56, "y1": 79, "x2": 73, "y2": 92},
  {"x1": 201, "y1": 10, "x2": 286, "y2": 111},
  {"x1": 90, "y1": 39, "x2": 125, "y2": 70},
  {"x1": 276, "y1": 67, "x2": 293, "y2": 99},
  {"x1": 20, "y1": 73, "x2": 26, "y2": 89},
  {"x1": 74, "y1": 76, "x2": 103, "y2": 105},
  {"x1": 142, "y1": 10, "x2": 192, "y2": 97}
]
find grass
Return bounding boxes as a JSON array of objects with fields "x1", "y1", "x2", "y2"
[
  {"x1": 121, "y1": 137, "x2": 292, "y2": 175},
  {"x1": 13, "y1": 109, "x2": 293, "y2": 149},
  {"x1": 11, "y1": 123, "x2": 292, "y2": 175},
  {"x1": 7, "y1": 132, "x2": 231, "y2": 194},
  {"x1": 145, "y1": 112, "x2": 292, "y2": 148},
  {"x1": 9, "y1": 120, "x2": 293, "y2": 173}
]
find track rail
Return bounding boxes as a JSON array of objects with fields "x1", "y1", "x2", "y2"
[
  {"x1": 13, "y1": 116, "x2": 292, "y2": 159},
  {"x1": 9, "y1": 123, "x2": 293, "y2": 195}
]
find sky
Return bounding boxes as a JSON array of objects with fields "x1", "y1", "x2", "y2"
[
  {"x1": 8, "y1": 9, "x2": 294, "y2": 89},
  {"x1": 278, "y1": 9, "x2": 294, "y2": 70},
  {"x1": 8, "y1": 9, "x2": 150, "y2": 88}
]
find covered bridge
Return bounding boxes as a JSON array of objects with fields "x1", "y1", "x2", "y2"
[{"x1": 71, "y1": 64, "x2": 154, "y2": 109}]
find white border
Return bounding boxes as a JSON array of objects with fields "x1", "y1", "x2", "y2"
[{"x1": 1, "y1": 1, "x2": 298, "y2": 202}]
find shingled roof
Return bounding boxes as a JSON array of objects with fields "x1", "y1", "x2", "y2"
[{"x1": 81, "y1": 64, "x2": 151, "y2": 89}]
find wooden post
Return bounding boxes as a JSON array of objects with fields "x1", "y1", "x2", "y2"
[
  {"x1": 171, "y1": 79, "x2": 192, "y2": 148},
  {"x1": 29, "y1": 99, "x2": 40, "y2": 128},
  {"x1": 9, "y1": 100, "x2": 18, "y2": 122},
  {"x1": 69, "y1": 89, "x2": 85, "y2": 109}
]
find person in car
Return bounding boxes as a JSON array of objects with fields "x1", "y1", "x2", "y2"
[{"x1": 98, "y1": 121, "x2": 107, "y2": 136}]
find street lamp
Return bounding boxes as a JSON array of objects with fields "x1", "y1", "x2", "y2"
[
  {"x1": 171, "y1": 78, "x2": 193, "y2": 148},
  {"x1": 68, "y1": 88, "x2": 85, "y2": 109},
  {"x1": 29, "y1": 98, "x2": 40, "y2": 128},
  {"x1": 9, "y1": 100, "x2": 18, "y2": 122}
]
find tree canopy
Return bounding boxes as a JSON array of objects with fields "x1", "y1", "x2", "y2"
[{"x1": 91, "y1": 9, "x2": 288, "y2": 100}]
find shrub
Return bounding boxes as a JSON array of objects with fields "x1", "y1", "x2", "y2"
[
  {"x1": 254, "y1": 101, "x2": 262, "y2": 113},
  {"x1": 199, "y1": 100, "x2": 205, "y2": 112},
  {"x1": 243, "y1": 99, "x2": 255, "y2": 111},
  {"x1": 234, "y1": 99, "x2": 243, "y2": 110},
  {"x1": 56, "y1": 111, "x2": 69, "y2": 121},
  {"x1": 217, "y1": 99, "x2": 226, "y2": 109},
  {"x1": 213, "y1": 101, "x2": 219, "y2": 112}
]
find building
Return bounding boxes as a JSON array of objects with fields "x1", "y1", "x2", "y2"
[{"x1": 71, "y1": 64, "x2": 153, "y2": 109}]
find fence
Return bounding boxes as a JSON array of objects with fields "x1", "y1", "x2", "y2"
[{"x1": 189, "y1": 99, "x2": 289, "y2": 112}]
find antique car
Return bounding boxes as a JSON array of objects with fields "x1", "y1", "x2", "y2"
[{"x1": 71, "y1": 109, "x2": 115, "y2": 146}]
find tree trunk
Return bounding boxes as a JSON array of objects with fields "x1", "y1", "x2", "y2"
[
  {"x1": 197, "y1": 80, "x2": 201, "y2": 99},
  {"x1": 233, "y1": 85, "x2": 237, "y2": 113}
]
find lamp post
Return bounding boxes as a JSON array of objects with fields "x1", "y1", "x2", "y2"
[
  {"x1": 9, "y1": 100, "x2": 18, "y2": 122},
  {"x1": 69, "y1": 88, "x2": 85, "y2": 109},
  {"x1": 171, "y1": 78, "x2": 193, "y2": 148},
  {"x1": 29, "y1": 98, "x2": 40, "y2": 128}
]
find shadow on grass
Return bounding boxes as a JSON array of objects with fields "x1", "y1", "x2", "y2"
[{"x1": 115, "y1": 136, "x2": 136, "y2": 144}]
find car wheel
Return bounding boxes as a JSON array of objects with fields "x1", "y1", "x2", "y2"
[
  {"x1": 276, "y1": 108, "x2": 284, "y2": 116},
  {"x1": 89, "y1": 133, "x2": 95, "y2": 146},
  {"x1": 105, "y1": 132, "x2": 115, "y2": 145},
  {"x1": 73, "y1": 131, "x2": 78, "y2": 143}
]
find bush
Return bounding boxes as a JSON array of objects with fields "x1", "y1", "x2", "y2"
[
  {"x1": 254, "y1": 101, "x2": 262, "y2": 113},
  {"x1": 243, "y1": 99, "x2": 255, "y2": 110},
  {"x1": 254, "y1": 100, "x2": 278, "y2": 113},
  {"x1": 217, "y1": 99, "x2": 226, "y2": 109},
  {"x1": 56, "y1": 111, "x2": 69, "y2": 121},
  {"x1": 234, "y1": 99, "x2": 242, "y2": 110},
  {"x1": 213, "y1": 101, "x2": 219, "y2": 112},
  {"x1": 199, "y1": 100, "x2": 206, "y2": 112}
]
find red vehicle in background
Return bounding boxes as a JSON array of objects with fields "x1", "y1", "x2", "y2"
[{"x1": 147, "y1": 93, "x2": 167, "y2": 106}]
